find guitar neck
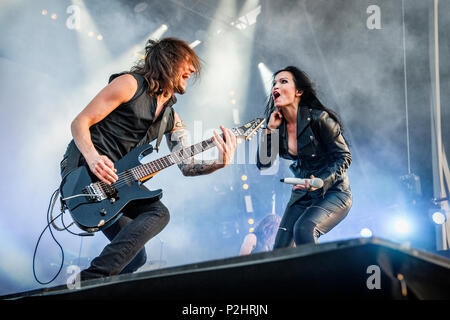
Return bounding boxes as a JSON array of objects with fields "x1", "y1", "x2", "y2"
[{"x1": 131, "y1": 134, "x2": 222, "y2": 181}]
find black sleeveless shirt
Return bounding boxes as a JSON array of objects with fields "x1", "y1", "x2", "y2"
[{"x1": 89, "y1": 72, "x2": 176, "y2": 162}]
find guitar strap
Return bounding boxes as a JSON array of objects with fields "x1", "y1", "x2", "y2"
[
  {"x1": 155, "y1": 106, "x2": 172, "y2": 152},
  {"x1": 135, "y1": 105, "x2": 172, "y2": 152}
]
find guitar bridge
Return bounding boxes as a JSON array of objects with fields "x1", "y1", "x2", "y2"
[{"x1": 84, "y1": 183, "x2": 108, "y2": 202}]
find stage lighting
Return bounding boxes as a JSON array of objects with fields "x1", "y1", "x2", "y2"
[
  {"x1": 243, "y1": 184, "x2": 249, "y2": 190},
  {"x1": 429, "y1": 205, "x2": 447, "y2": 225},
  {"x1": 394, "y1": 218, "x2": 410, "y2": 234},
  {"x1": 148, "y1": 24, "x2": 169, "y2": 41},
  {"x1": 41, "y1": 10, "x2": 48, "y2": 15},
  {"x1": 189, "y1": 40, "x2": 201, "y2": 48},
  {"x1": 241, "y1": 175, "x2": 248, "y2": 181},
  {"x1": 97, "y1": 34, "x2": 103, "y2": 41},
  {"x1": 248, "y1": 218, "x2": 254, "y2": 225},
  {"x1": 432, "y1": 211, "x2": 446, "y2": 225},
  {"x1": 257, "y1": 62, "x2": 273, "y2": 95},
  {"x1": 244, "y1": 195, "x2": 254, "y2": 213},
  {"x1": 231, "y1": 5, "x2": 261, "y2": 31},
  {"x1": 232, "y1": 108, "x2": 240, "y2": 125},
  {"x1": 51, "y1": 13, "x2": 57, "y2": 20},
  {"x1": 360, "y1": 228, "x2": 373, "y2": 238}
]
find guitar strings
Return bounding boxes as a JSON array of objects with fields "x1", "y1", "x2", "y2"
[
  {"x1": 108, "y1": 132, "x2": 240, "y2": 190},
  {"x1": 96, "y1": 140, "x2": 214, "y2": 191},
  {"x1": 93, "y1": 123, "x2": 260, "y2": 192},
  {"x1": 77, "y1": 123, "x2": 259, "y2": 198},
  {"x1": 95, "y1": 128, "x2": 256, "y2": 191}
]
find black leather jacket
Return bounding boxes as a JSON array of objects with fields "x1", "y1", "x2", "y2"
[{"x1": 257, "y1": 105, "x2": 351, "y2": 200}]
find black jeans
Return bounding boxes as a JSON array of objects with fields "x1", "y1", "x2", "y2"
[
  {"x1": 274, "y1": 189, "x2": 352, "y2": 248},
  {"x1": 80, "y1": 198, "x2": 170, "y2": 280}
]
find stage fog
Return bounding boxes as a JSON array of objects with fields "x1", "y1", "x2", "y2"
[{"x1": 0, "y1": 0, "x2": 448, "y2": 296}]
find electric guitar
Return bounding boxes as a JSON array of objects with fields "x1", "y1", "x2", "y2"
[{"x1": 60, "y1": 118, "x2": 265, "y2": 232}]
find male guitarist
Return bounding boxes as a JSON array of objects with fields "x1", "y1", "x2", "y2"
[{"x1": 61, "y1": 37, "x2": 236, "y2": 281}]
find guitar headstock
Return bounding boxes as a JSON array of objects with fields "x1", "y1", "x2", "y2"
[{"x1": 231, "y1": 118, "x2": 265, "y2": 141}]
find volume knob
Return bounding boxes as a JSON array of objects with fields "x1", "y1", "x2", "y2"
[{"x1": 100, "y1": 208, "x2": 107, "y2": 216}]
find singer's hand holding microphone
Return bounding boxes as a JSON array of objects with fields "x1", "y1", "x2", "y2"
[{"x1": 280, "y1": 175, "x2": 323, "y2": 191}]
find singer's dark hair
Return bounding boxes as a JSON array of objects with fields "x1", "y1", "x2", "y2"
[{"x1": 264, "y1": 66, "x2": 343, "y2": 130}]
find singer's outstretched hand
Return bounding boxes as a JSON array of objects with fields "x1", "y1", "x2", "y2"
[{"x1": 293, "y1": 175, "x2": 318, "y2": 191}]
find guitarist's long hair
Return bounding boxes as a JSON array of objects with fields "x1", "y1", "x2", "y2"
[{"x1": 130, "y1": 37, "x2": 201, "y2": 97}]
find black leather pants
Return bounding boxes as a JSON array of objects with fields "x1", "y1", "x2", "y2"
[{"x1": 274, "y1": 190, "x2": 352, "y2": 248}]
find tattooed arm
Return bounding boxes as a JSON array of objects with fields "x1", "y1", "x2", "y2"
[{"x1": 166, "y1": 111, "x2": 236, "y2": 176}]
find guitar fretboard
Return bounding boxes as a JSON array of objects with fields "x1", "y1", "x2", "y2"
[{"x1": 129, "y1": 136, "x2": 219, "y2": 181}]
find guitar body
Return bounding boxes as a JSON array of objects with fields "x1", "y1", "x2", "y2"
[{"x1": 61, "y1": 145, "x2": 162, "y2": 232}]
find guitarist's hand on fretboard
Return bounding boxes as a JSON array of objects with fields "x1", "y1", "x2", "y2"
[{"x1": 213, "y1": 125, "x2": 237, "y2": 168}]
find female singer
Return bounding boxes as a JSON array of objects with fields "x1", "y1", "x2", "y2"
[{"x1": 257, "y1": 66, "x2": 352, "y2": 248}]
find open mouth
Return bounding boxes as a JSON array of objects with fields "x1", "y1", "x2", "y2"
[
  {"x1": 273, "y1": 91, "x2": 280, "y2": 100},
  {"x1": 180, "y1": 74, "x2": 190, "y2": 87}
]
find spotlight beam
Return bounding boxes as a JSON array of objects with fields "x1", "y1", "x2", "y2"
[{"x1": 257, "y1": 62, "x2": 273, "y2": 97}]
